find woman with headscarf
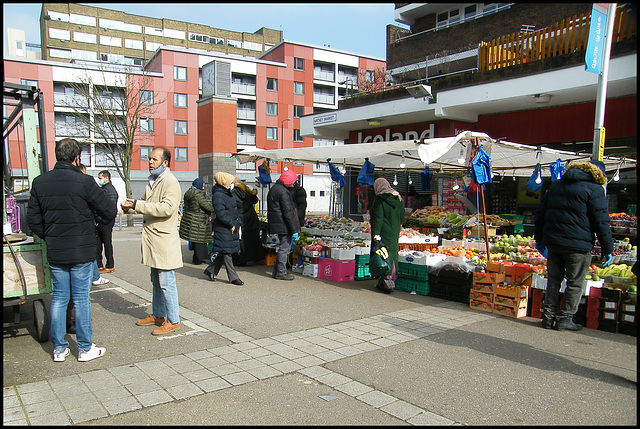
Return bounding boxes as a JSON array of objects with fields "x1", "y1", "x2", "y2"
[
  {"x1": 179, "y1": 178, "x2": 214, "y2": 265},
  {"x1": 231, "y1": 177, "x2": 263, "y2": 266},
  {"x1": 370, "y1": 177, "x2": 404, "y2": 293},
  {"x1": 203, "y1": 172, "x2": 244, "y2": 285}
]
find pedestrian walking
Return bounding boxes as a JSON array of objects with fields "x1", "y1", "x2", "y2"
[
  {"x1": 96, "y1": 170, "x2": 118, "y2": 274},
  {"x1": 27, "y1": 138, "x2": 114, "y2": 362},
  {"x1": 267, "y1": 169, "x2": 300, "y2": 280},
  {"x1": 535, "y1": 160, "x2": 614, "y2": 331},
  {"x1": 370, "y1": 177, "x2": 404, "y2": 293},
  {"x1": 121, "y1": 147, "x2": 183, "y2": 336},
  {"x1": 232, "y1": 178, "x2": 263, "y2": 266},
  {"x1": 179, "y1": 178, "x2": 214, "y2": 265},
  {"x1": 203, "y1": 172, "x2": 244, "y2": 285},
  {"x1": 291, "y1": 180, "x2": 307, "y2": 228}
]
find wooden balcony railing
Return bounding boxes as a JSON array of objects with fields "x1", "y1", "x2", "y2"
[{"x1": 479, "y1": 6, "x2": 636, "y2": 71}]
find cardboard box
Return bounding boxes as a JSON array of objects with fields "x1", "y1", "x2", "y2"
[
  {"x1": 303, "y1": 248, "x2": 321, "y2": 257},
  {"x1": 493, "y1": 294, "x2": 528, "y2": 308},
  {"x1": 471, "y1": 282, "x2": 495, "y2": 294},
  {"x1": 473, "y1": 272, "x2": 506, "y2": 284},
  {"x1": 493, "y1": 304, "x2": 527, "y2": 318},
  {"x1": 318, "y1": 258, "x2": 355, "y2": 283},
  {"x1": 620, "y1": 302, "x2": 636, "y2": 313},
  {"x1": 494, "y1": 285, "x2": 528, "y2": 299},
  {"x1": 469, "y1": 299, "x2": 493, "y2": 313},
  {"x1": 620, "y1": 313, "x2": 636, "y2": 324},
  {"x1": 589, "y1": 286, "x2": 624, "y2": 302},
  {"x1": 470, "y1": 289, "x2": 493, "y2": 304},
  {"x1": 353, "y1": 245, "x2": 370, "y2": 256},
  {"x1": 303, "y1": 263, "x2": 318, "y2": 278},
  {"x1": 485, "y1": 262, "x2": 504, "y2": 273}
]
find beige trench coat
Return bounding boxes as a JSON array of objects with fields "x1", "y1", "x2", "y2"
[{"x1": 132, "y1": 168, "x2": 183, "y2": 270}]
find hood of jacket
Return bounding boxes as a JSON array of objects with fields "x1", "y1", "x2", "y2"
[{"x1": 562, "y1": 160, "x2": 607, "y2": 186}]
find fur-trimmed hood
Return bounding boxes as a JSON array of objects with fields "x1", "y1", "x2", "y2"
[{"x1": 564, "y1": 160, "x2": 607, "y2": 186}]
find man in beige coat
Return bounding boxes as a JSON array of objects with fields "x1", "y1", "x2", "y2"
[{"x1": 121, "y1": 147, "x2": 183, "y2": 335}]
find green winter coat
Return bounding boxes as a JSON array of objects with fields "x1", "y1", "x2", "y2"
[
  {"x1": 179, "y1": 187, "x2": 214, "y2": 244},
  {"x1": 369, "y1": 192, "x2": 404, "y2": 267}
]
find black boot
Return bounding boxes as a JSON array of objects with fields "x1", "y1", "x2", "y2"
[{"x1": 554, "y1": 317, "x2": 582, "y2": 331}]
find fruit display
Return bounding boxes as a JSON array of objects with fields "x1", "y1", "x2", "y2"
[
  {"x1": 488, "y1": 234, "x2": 544, "y2": 263},
  {"x1": 592, "y1": 263, "x2": 637, "y2": 281}
]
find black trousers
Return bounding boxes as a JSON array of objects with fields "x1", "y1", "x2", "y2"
[
  {"x1": 192, "y1": 242, "x2": 209, "y2": 265},
  {"x1": 96, "y1": 220, "x2": 115, "y2": 269}
]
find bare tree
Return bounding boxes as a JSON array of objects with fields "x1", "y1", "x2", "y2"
[
  {"x1": 356, "y1": 66, "x2": 388, "y2": 94},
  {"x1": 60, "y1": 63, "x2": 166, "y2": 225}
]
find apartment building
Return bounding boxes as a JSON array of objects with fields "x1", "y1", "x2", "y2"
[
  {"x1": 40, "y1": 3, "x2": 282, "y2": 67},
  {"x1": 301, "y1": 3, "x2": 636, "y2": 219},
  {"x1": 4, "y1": 37, "x2": 385, "y2": 213}
]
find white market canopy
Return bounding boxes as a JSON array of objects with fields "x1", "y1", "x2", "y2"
[{"x1": 233, "y1": 131, "x2": 635, "y2": 178}]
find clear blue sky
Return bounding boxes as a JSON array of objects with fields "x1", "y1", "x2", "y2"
[{"x1": 3, "y1": 3, "x2": 406, "y2": 59}]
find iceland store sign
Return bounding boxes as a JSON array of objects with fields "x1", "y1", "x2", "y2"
[{"x1": 585, "y1": 3, "x2": 611, "y2": 74}]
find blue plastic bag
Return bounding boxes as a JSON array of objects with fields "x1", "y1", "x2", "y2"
[
  {"x1": 549, "y1": 158, "x2": 564, "y2": 181},
  {"x1": 357, "y1": 158, "x2": 375, "y2": 186},
  {"x1": 471, "y1": 146, "x2": 492, "y2": 185},
  {"x1": 258, "y1": 163, "x2": 272, "y2": 184},
  {"x1": 527, "y1": 163, "x2": 543, "y2": 192},
  {"x1": 420, "y1": 166, "x2": 433, "y2": 192},
  {"x1": 327, "y1": 158, "x2": 346, "y2": 188}
]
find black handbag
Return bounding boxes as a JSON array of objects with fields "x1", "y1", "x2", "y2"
[{"x1": 369, "y1": 238, "x2": 391, "y2": 279}]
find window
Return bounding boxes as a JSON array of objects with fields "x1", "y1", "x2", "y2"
[
  {"x1": 69, "y1": 13, "x2": 96, "y2": 26},
  {"x1": 174, "y1": 66, "x2": 187, "y2": 81},
  {"x1": 293, "y1": 105, "x2": 305, "y2": 118},
  {"x1": 227, "y1": 39, "x2": 242, "y2": 48},
  {"x1": 50, "y1": 48, "x2": 72, "y2": 59},
  {"x1": 48, "y1": 11, "x2": 69, "y2": 22},
  {"x1": 366, "y1": 70, "x2": 375, "y2": 83},
  {"x1": 242, "y1": 41, "x2": 262, "y2": 51},
  {"x1": 294, "y1": 129, "x2": 304, "y2": 142},
  {"x1": 294, "y1": 57, "x2": 305, "y2": 71},
  {"x1": 175, "y1": 147, "x2": 188, "y2": 161},
  {"x1": 74, "y1": 32, "x2": 96, "y2": 44},
  {"x1": 465, "y1": 4, "x2": 477, "y2": 19},
  {"x1": 124, "y1": 56, "x2": 143, "y2": 66},
  {"x1": 16, "y1": 40, "x2": 23, "y2": 56},
  {"x1": 140, "y1": 146, "x2": 153, "y2": 160},
  {"x1": 72, "y1": 49, "x2": 97, "y2": 61},
  {"x1": 100, "y1": 35, "x2": 121, "y2": 47},
  {"x1": 125, "y1": 39, "x2": 143, "y2": 50},
  {"x1": 266, "y1": 77, "x2": 277, "y2": 91},
  {"x1": 140, "y1": 118, "x2": 154, "y2": 133},
  {"x1": 210, "y1": 36, "x2": 224, "y2": 45},
  {"x1": 174, "y1": 120, "x2": 188, "y2": 135},
  {"x1": 319, "y1": 191, "x2": 325, "y2": 197},
  {"x1": 146, "y1": 41, "x2": 163, "y2": 52},
  {"x1": 266, "y1": 127, "x2": 277, "y2": 141},
  {"x1": 49, "y1": 28, "x2": 70, "y2": 41},
  {"x1": 294, "y1": 82, "x2": 304, "y2": 95},
  {"x1": 266, "y1": 102, "x2": 277, "y2": 116},
  {"x1": 310, "y1": 191, "x2": 316, "y2": 197},
  {"x1": 174, "y1": 93, "x2": 188, "y2": 108},
  {"x1": 145, "y1": 26, "x2": 164, "y2": 36},
  {"x1": 100, "y1": 18, "x2": 140, "y2": 33},
  {"x1": 140, "y1": 90, "x2": 154, "y2": 105},
  {"x1": 21, "y1": 79, "x2": 38, "y2": 88},
  {"x1": 189, "y1": 32, "x2": 209, "y2": 43},
  {"x1": 164, "y1": 28, "x2": 185, "y2": 40}
]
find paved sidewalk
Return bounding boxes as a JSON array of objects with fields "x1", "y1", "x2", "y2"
[{"x1": 3, "y1": 227, "x2": 637, "y2": 425}]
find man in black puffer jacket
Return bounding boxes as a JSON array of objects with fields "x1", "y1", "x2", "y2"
[
  {"x1": 27, "y1": 138, "x2": 116, "y2": 362},
  {"x1": 267, "y1": 170, "x2": 300, "y2": 280},
  {"x1": 535, "y1": 160, "x2": 613, "y2": 331}
]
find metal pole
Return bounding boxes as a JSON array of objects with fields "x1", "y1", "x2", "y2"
[{"x1": 591, "y1": 3, "x2": 617, "y2": 161}]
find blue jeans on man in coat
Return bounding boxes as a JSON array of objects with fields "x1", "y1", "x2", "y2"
[
  {"x1": 150, "y1": 268, "x2": 180, "y2": 325},
  {"x1": 49, "y1": 262, "x2": 94, "y2": 352}
]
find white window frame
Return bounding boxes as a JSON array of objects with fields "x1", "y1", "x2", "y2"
[
  {"x1": 140, "y1": 90, "x2": 154, "y2": 106},
  {"x1": 69, "y1": 13, "x2": 96, "y2": 26},
  {"x1": 242, "y1": 41, "x2": 262, "y2": 51},
  {"x1": 266, "y1": 127, "x2": 277, "y2": 141},
  {"x1": 140, "y1": 145, "x2": 153, "y2": 160},
  {"x1": 72, "y1": 49, "x2": 98, "y2": 61},
  {"x1": 140, "y1": 118, "x2": 154, "y2": 133},
  {"x1": 48, "y1": 11, "x2": 69, "y2": 22},
  {"x1": 73, "y1": 32, "x2": 97, "y2": 44},
  {"x1": 366, "y1": 70, "x2": 375, "y2": 83},
  {"x1": 174, "y1": 66, "x2": 187, "y2": 81},
  {"x1": 174, "y1": 120, "x2": 188, "y2": 135},
  {"x1": 145, "y1": 26, "x2": 164, "y2": 36},
  {"x1": 100, "y1": 35, "x2": 121, "y2": 47},
  {"x1": 50, "y1": 48, "x2": 72, "y2": 59},
  {"x1": 174, "y1": 93, "x2": 188, "y2": 108},
  {"x1": 227, "y1": 39, "x2": 242, "y2": 48},
  {"x1": 266, "y1": 102, "x2": 278, "y2": 116},
  {"x1": 266, "y1": 78, "x2": 277, "y2": 91},
  {"x1": 294, "y1": 57, "x2": 305, "y2": 71},
  {"x1": 294, "y1": 82, "x2": 304, "y2": 95},
  {"x1": 294, "y1": 129, "x2": 304, "y2": 142},
  {"x1": 49, "y1": 27, "x2": 70, "y2": 41},
  {"x1": 210, "y1": 36, "x2": 224, "y2": 45},
  {"x1": 164, "y1": 28, "x2": 185, "y2": 40},
  {"x1": 175, "y1": 147, "x2": 188, "y2": 162},
  {"x1": 125, "y1": 39, "x2": 143, "y2": 50},
  {"x1": 146, "y1": 41, "x2": 163, "y2": 52}
]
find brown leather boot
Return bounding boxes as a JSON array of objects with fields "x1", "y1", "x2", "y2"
[{"x1": 152, "y1": 320, "x2": 180, "y2": 336}]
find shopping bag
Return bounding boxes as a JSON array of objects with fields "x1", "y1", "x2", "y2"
[
  {"x1": 420, "y1": 166, "x2": 433, "y2": 192},
  {"x1": 471, "y1": 146, "x2": 492, "y2": 185},
  {"x1": 549, "y1": 158, "x2": 565, "y2": 181},
  {"x1": 327, "y1": 158, "x2": 346, "y2": 188},
  {"x1": 208, "y1": 250, "x2": 220, "y2": 264},
  {"x1": 369, "y1": 238, "x2": 391, "y2": 279},
  {"x1": 527, "y1": 163, "x2": 543, "y2": 192},
  {"x1": 357, "y1": 158, "x2": 375, "y2": 186}
]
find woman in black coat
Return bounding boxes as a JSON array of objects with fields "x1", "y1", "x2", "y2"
[
  {"x1": 203, "y1": 172, "x2": 243, "y2": 285},
  {"x1": 232, "y1": 180, "x2": 264, "y2": 266}
]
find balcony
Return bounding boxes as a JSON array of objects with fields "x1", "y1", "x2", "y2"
[
  {"x1": 55, "y1": 124, "x2": 90, "y2": 138},
  {"x1": 313, "y1": 70, "x2": 335, "y2": 82},
  {"x1": 237, "y1": 108, "x2": 256, "y2": 121},
  {"x1": 54, "y1": 93, "x2": 89, "y2": 109},
  {"x1": 313, "y1": 92, "x2": 335, "y2": 105},
  {"x1": 96, "y1": 96, "x2": 126, "y2": 111},
  {"x1": 232, "y1": 82, "x2": 256, "y2": 96},
  {"x1": 237, "y1": 134, "x2": 256, "y2": 145}
]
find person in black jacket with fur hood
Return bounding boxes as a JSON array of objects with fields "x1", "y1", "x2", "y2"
[
  {"x1": 27, "y1": 138, "x2": 115, "y2": 362},
  {"x1": 535, "y1": 160, "x2": 613, "y2": 331}
]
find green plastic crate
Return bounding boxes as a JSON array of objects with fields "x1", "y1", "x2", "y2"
[
  {"x1": 394, "y1": 277, "x2": 429, "y2": 295},
  {"x1": 355, "y1": 265, "x2": 372, "y2": 280},
  {"x1": 499, "y1": 214, "x2": 525, "y2": 234},
  {"x1": 394, "y1": 278, "x2": 415, "y2": 292},
  {"x1": 355, "y1": 254, "x2": 370, "y2": 266},
  {"x1": 397, "y1": 262, "x2": 429, "y2": 281}
]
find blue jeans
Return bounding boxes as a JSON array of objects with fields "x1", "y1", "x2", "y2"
[
  {"x1": 91, "y1": 260, "x2": 100, "y2": 282},
  {"x1": 542, "y1": 250, "x2": 591, "y2": 320},
  {"x1": 49, "y1": 262, "x2": 94, "y2": 352},
  {"x1": 150, "y1": 268, "x2": 180, "y2": 324}
]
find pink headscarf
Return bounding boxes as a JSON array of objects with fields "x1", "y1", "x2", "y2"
[
  {"x1": 374, "y1": 177, "x2": 402, "y2": 200},
  {"x1": 279, "y1": 170, "x2": 298, "y2": 187}
]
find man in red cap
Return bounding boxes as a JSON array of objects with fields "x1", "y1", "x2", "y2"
[{"x1": 266, "y1": 169, "x2": 300, "y2": 280}]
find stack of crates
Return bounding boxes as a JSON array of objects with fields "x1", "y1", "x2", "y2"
[
  {"x1": 355, "y1": 254, "x2": 371, "y2": 280},
  {"x1": 395, "y1": 262, "x2": 429, "y2": 295}
]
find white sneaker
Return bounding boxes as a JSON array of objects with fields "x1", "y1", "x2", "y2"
[
  {"x1": 53, "y1": 348, "x2": 70, "y2": 362},
  {"x1": 92, "y1": 277, "x2": 109, "y2": 286},
  {"x1": 78, "y1": 344, "x2": 106, "y2": 362}
]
